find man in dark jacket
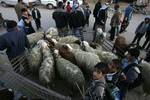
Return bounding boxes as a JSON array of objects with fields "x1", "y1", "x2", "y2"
[
  {"x1": 14, "y1": 0, "x2": 27, "y2": 21},
  {"x1": 0, "y1": 20, "x2": 30, "y2": 60},
  {"x1": 32, "y1": 7, "x2": 41, "y2": 30},
  {"x1": 132, "y1": 17, "x2": 150, "y2": 45},
  {"x1": 53, "y1": 1, "x2": 69, "y2": 37},
  {"x1": 142, "y1": 24, "x2": 150, "y2": 50},
  {"x1": 69, "y1": 4, "x2": 86, "y2": 41},
  {"x1": 93, "y1": 0, "x2": 102, "y2": 30}
]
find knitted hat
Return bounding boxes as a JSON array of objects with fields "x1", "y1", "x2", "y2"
[{"x1": 6, "y1": 20, "x2": 17, "y2": 29}]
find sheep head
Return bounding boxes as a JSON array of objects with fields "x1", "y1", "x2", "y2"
[
  {"x1": 53, "y1": 49, "x2": 59, "y2": 58},
  {"x1": 46, "y1": 27, "x2": 58, "y2": 36},
  {"x1": 97, "y1": 28, "x2": 103, "y2": 34},
  {"x1": 37, "y1": 40, "x2": 49, "y2": 49}
]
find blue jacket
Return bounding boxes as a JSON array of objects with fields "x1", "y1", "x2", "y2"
[
  {"x1": 124, "y1": 5, "x2": 133, "y2": 21},
  {"x1": 0, "y1": 27, "x2": 30, "y2": 60}
]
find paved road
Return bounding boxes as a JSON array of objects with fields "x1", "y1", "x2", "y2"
[{"x1": 0, "y1": 3, "x2": 149, "y2": 44}]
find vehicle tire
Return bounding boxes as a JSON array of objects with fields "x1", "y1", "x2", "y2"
[
  {"x1": 47, "y1": 4, "x2": 54, "y2": 9},
  {"x1": 1, "y1": 2, "x2": 7, "y2": 7}
]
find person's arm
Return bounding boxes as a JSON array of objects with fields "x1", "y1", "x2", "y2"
[
  {"x1": 95, "y1": 86, "x2": 105, "y2": 100},
  {"x1": 37, "y1": 9, "x2": 41, "y2": 18},
  {"x1": 23, "y1": 33, "x2": 30, "y2": 49},
  {"x1": 0, "y1": 36, "x2": 7, "y2": 51}
]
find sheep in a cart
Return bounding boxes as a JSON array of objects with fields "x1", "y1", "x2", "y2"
[
  {"x1": 38, "y1": 40, "x2": 55, "y2": 85},
  {"x1": 54, "y1": 49, "x2": 85, "y2": 88}
]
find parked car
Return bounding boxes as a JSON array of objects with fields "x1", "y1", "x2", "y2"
[
  {"x1": 40, "y1": 0, "x2": 57, "y2": 9},
  {"x1": 40, "y1": 0, "x2": 83, "y2": 9},
  {"x1": 0, "y1": 0, "x2": 39, "y2": 7}
]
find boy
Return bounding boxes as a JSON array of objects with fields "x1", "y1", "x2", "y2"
[
  {"x1": 105, "y1": 59, "x2": 121, "y2": 100},
  {"x1": 119, "y1": 47, "x2": 140, "y2": 100},
  {"x1": 21, "y1": 8, "x2": 35, "y2": 34},
  {"x1": 84, "y1": 62, "x2": 109, "y2": 100}
]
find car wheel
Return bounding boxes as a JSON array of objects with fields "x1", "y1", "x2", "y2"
[
  {"x1": 47, "y1": 4, "x2": 54, "y2": 9},
  {"x1": 1, "y1": 2, "x2": 7, "y2": 7}
]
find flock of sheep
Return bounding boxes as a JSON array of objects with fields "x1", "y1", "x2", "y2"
[{"x1": 25, "y1": 27, "x2": 150, "y2": 97}]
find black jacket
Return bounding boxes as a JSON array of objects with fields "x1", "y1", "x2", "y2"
[
  {"x1": 32, "y1": 8, "x2": 41, "y2": 19},
  {"x1": 145, "y1": 24, "x2": 150, "y2": 39},
  {"x1": 0, "y1": 28, "x2": 30, "y2": 60},
  {"x1": 93, "y1": 2, "x2": 102, "y2": 18},
  {"x1": 53, "y1": 9, "x2": 69, "y2": 28},
  {"x1": 69, "y1": 10, "x2": 86, "y2": 29}
]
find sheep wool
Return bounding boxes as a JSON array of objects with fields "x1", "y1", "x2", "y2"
[
  {"x1": 27, "y1": 32, "x2": 44, "y2": 47},
  {"x1": 73, "y1": 49, "x2": 100, "y2": 74},
  {"x1": 39, "y1": 40, "x2": 55, "y2": 85},
  {"x1": 54, "y1": 50, "x2": 85, "y2": 87},
  {"x1": 139, "y1": 60, "x2": 150, "y2": 94},
  {"x1": 46, "y1": 27, "x2": 59, "y2": 39},
  {"x1": 97, "y1": 51, "x2": 118, "y2": 63},
  {"x1": 57, "y1": 35, "x2": 79, "y2": 44},
  {"x1": 26, "y1": 44, "x2": 42, "y2": 72}
]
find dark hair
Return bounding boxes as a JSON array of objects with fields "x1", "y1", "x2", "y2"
[
  {"x1": 6, "y1": 20, "x2": 17, "y2": 29},
  {"x1": 21, "y1": 8, "x2": 28, "y2": 13},
  {"x1": 58, "y1": 1, "x2": 63, "y2": 8},
  {"x1": 67, "y1": 2, "x2": 70, "y2": 4},
  {"x1": 128, "y1": 48, "x2": 140, "y2": 58},
  {"x1": 94, "y1": 62, "x2": 109, "y2": 74},
  {"x1": 112, "y1": 59, "x2": 120, "y2": 65},
  {"x1": 114, "y1": 4, "x2": 120, "y2": 10}
]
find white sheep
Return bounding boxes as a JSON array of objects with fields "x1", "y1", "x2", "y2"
[
  {"x1": 27, "y1": 32, "x2": 44, "y2": 47},
  {"x1": 38, "y1": 40, "x2": 55, "y2": 85},
  {"x1": 61, "y1": 44, "x2": 101, "y2": 74},
  {"x1": 26, "y1": 42, "x2": 42, "y2": 72},
  {"x1": 54, "y1": 49, "x2": 85, "y2": 87},
  {"x1": 57, "y1": 35, "x2": 80, "y2": 44},
  {"x1": 46, "y1": 27, "x2": 58, "y2": 38},
  {"x1": 81, "y1": 41, "x2": 117, "y2": 63},
  {"x1": 94, "y1": 28, "x2": 107, "y2": 44}
]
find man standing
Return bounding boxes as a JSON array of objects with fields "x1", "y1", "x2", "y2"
[
  {"x1": 0, "y1": 20, "x2": 30, "y2": 60},
  {"x1": 15, "y1": 0, "x2": 27, "y2": 21},
  {"x1": 109, "y1": 4, "x2": 122, "y2": 41},
  {"x1": 142, "y1": 23, "x2": 150, "y2": 50},
  {"x1": 119, "y1": 4, "x2": 133, "y2": 33},
  {"x1": 93, "y1": 0, "x2": 102, "y2": 30},
  {"x1": 69, "y1": 4, "x2": 86, "y2": 41},
  {"x1": 53, "y1": 1, "x2": 69, "y2": 37},
  {"x1": 132, "y1": 17, "x2": 150, "y2": 45},
  {"x1": 32, "y1": 7, "x2": 41, "y2": 30}
]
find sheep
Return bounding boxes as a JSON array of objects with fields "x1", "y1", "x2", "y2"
[
  {"x1": 38, "y1": 40, "x2": 55, "y2": 85},
  {"x1": 81, "y1": 41, "x2": 97, "y2": 53},
  {"x1": 89, "y1": 42, "x2": 103, "y2": 51},
  {"x1": 26, "y1": 42, "x2": 42, "y2": 72},
  {"x1": 94, "y1": 28, "x2": 107, "y2": 44},
  {"x1": 46, "y1": 27, "x2": 58, "y2": 39},
  {"x1": 46, "y1": 38, "x2": 81, "y2": 50},
  {"x1": 57, "y1": 35, "x2": 80, "y2": 44},
  {"x1": 112, "y1": 35, "x2": 128, "y2": 57},
  {"x1": 81, "y1": 41, "x2": 117, "y2": 64},
  {"x1": 60, "y1": 44, "x2": 101, "y2": 74},
  {"x1": 27, "y1": 32, "x2": 44, "y2": 47},
  {"x1": 54, "y1": 49, "x2": 85, "y2": 87}
]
